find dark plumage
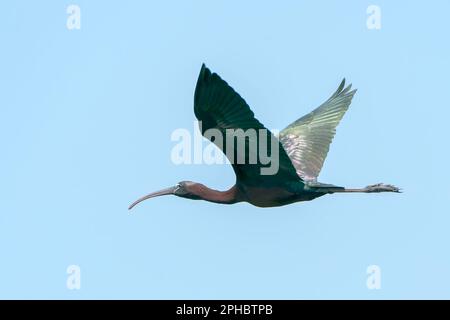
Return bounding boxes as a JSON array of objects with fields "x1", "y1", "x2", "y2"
[{"x1": 129, "y1": 64, "x2": 399, "y2": 210}]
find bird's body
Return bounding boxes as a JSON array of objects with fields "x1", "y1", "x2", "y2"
[
  {"x1": 129, "y1": 64, "x2": 399, "y2": 210},
  {"x1": 179, "y1": 182, "x2": 324, "y2": 208},
  {"x1": 238, "y1": 183, "x2": 324, "y2": 207}
]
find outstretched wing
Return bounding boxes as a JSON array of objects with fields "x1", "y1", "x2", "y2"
[
  {"x1": 194, "y1": 64, "x2": 302, "y2": 186},
  {"x1": 279, "y1": 79, "x2": 356, "y2": 181}
]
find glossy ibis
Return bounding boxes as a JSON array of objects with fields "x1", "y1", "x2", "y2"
[{"x1": 129, "y1": 64, "x2": 399, "y2": 209}]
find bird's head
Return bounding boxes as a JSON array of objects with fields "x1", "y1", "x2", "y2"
[
  {"x1": 173, "y1": 181, "x2": 203, "y2": 199},
  {"x1": 128, "y1": 181, "x2": 201, "y2": 210}
]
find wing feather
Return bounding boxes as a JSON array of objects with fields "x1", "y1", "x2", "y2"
[
  {"x1": 279, "y1": 79, "x2": 356, "y2": 181},
  {"x1": 194, "y1": 64, "x2": 302, "y2": 185}
]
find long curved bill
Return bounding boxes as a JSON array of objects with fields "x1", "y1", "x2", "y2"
[{"x1": 128, "y1": 186, "x2": 177, "y2": 210}]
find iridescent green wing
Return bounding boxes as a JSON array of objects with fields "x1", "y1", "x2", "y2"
[
  {"x1": 279, "y1": 79, "x2": 356, "y2": 181},
  {"x1": 194, "y1": 64, "x2": 302, "y2": 185}
]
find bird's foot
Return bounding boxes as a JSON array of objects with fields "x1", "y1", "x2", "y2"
[{"x1": 365, "y1": 183, "x2": 401, "y2": 193}]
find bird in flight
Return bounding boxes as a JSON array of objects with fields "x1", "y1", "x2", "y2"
[{"x1": 129, "y1": 64, "x2": 399, "y2": 209}]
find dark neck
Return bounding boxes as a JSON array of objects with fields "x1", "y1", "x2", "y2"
[{"x1": 191, "y1": 184, "x2": 242, "y2": 204}]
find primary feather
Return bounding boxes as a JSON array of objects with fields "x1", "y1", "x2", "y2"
[
  {"x1": 279, "y1": 79, "x2": 356, "y2": 181},
  {"x1": 194, "y1": 64, "x2": 302, "y2": 185}
]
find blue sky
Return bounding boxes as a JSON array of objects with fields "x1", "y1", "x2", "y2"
[{"x1": 1, "y1": 1, "x2": 449, "y2": 299}]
